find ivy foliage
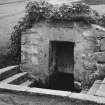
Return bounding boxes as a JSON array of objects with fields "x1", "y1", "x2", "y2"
[
  {"x1": 25, "y1": 1, "x2": 99, "y2": 22},
  {"x1": 9, "y1": 1, "x2": 105, "y2": 64}
]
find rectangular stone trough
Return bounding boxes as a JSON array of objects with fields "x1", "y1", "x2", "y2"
[{"x1": 0, "y1": 83, "x2": 105, "y2": 105}]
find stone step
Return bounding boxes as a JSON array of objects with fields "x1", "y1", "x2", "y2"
[
  {"x1": 95, "y1": 78, "x2": 105, "y2": 97},
  {"x1": 0, "y1": 72, "x2": 28, "y2": 85},
  {"x1": 80, "y1": 89, "x2": 88, "y2": 94},
  {"x1": 0, "y1": 65, "x2": 20, "y2": 81},
  {"x1": 87, "y1": 80, "x2": 102, "y2": 95},
  {"x1": 20, "y1": 80, "x2": 33, "y2": 87}
]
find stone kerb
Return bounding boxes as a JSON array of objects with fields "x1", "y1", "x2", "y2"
[{"x1": 0, "y1": 83, "x2": 105, "y2": 105}]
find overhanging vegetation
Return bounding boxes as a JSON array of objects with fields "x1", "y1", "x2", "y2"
[{"x1": 9, "y1": 1, "x2": 105, "y2": 64}]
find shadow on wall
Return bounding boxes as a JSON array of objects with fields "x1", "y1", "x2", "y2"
[
  {"x1": 0, "y1": 46, "x2": 20, "y2": 68},
  {"x1": 0, "y1": 54, "x2": 17, "y2": 69}
]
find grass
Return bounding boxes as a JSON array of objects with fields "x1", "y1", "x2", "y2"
[
  {"x1": 83, "y1": 0, "x2": 105, "y2": 5},
  {"x1": 91, "y1": 5, "x2": 105, "y2": 15},
  {"x1": 0, "y1": 0, "x2": 25, "y2": 68}
]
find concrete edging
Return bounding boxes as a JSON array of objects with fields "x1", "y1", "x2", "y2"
[{"x1": 0, "y1": 83, "x2": 105, "y2": 104}]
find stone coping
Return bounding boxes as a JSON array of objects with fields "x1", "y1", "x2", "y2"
[
  {"x1": 0, "y1": 65, "x2": 18, "y2": 74},
  {"x1": 92, "y1": 24, "x2": 105, "y2": 32},
  {"x1": 0, "y1": 83, "x2": 105, "y2": 104}
]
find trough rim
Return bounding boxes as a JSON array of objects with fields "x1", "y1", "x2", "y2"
[{"x1": 0, "y1": 83, "x2": 105, "y2": 104}]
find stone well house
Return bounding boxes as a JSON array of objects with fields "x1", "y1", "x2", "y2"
[{"x1": 21, "y1": 1, "x2": 105, "y2": 90}]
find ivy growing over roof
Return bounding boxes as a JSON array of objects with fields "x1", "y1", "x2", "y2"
[
  {"x1": 25, "y1": 1, "x2": 100, "y2": 23},
  {"x1": 9, "y1": 1, "x2": 105, "y2": 64}
]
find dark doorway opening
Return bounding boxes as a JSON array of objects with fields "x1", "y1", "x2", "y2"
[{"x1": 49, "y1": 41, "x2": 75, "y2": 91}]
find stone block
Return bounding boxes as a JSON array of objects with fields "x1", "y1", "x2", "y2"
[
  {"x1": 21, "y1": 44, "x2": 30, "y2": 52},
  {"x1": 28, "y1": 88, "x2": 71, "y2": 97},
  {"x1": 100, "y1": 38, "x2": 105, "y2": 51},
  {"x1": 31, "y1": 56, "x2": 38, "y2": 65},
  {"x1": 21, "y1": 53, "x2": 26, "y2": 61},
  {"x1": 83, "y1": 60, "x2": 96, "y2": 71},
  {"x1": 83, "y1": 31, "x2": 93, "y2": 37},
  {"x1": 22, "y1": 45, "x2": 38, "y2": 54},
  {"x1": 96, "y1": 63, "x2": 105, "y2": 74},
  {"x1": 87, "y1": 80, "x2": 101, "y2": 95},
  {"x1": 91, "y1": 52, "x2": 105, "y2": 63},
  {"x1": 21, "y1": 51, "x2": 30, "y2": 63},
  {"x1": 21, "y1": 64, "x2": 39, "y2": 74},
  {"x1": 0, "y1": 83, "x2": 29, "y2": 92},
  {"x1": 21, "y1": 45, "x2": 26, "y2": 52},
  {"x1": 30, "y1": 38, "x2": 39, "y2": 45},
  {"x1": 29, "y1": 34, "x2": 41, "y2": 40},
  {"x1": 70, "y1": 92, "x2": 105, "y2": 104},
  {"x1": 96, "y1": 83, "x2": 105, "y2": 97},
  {"x1": 86, "y1": 53, "x2": 97, "y2": 62},
  {"x1": 29, "y1": 46, "x2": 38, "y2": 54},
  {"x1": 21, "y1": 35, "x2": 28, "y2": 44}
]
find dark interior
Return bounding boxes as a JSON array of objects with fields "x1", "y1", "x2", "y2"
[
  {"x1": 31, "y1": 41, "x2": 81, "y2": 92},
  {"x1": 49, "y1": 41, "x2": 75, "y2": 91}
]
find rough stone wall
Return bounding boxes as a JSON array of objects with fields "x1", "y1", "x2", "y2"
[
  {"x1": 74, "y1": 24, "x2": 105, "y2": 88},
  {"x1": 21, "y1": 22, "x2": 76, "y2": 84},
  {"x1": 21, "y1": 22, "x2": 105, "y2": 86},
  {"x1": 76, "y1": 27, "x2": 105, "y2": 87}
]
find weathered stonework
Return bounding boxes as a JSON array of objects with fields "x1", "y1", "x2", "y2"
[
  {"x1": 0, "y1": 83, "x2": 105, "y2": 105},
  {"x1": 100, "y1": 38, "x2": 105, "y2": 51},
  {"x1": 21, "y1": 21, "x2": 105, "y2": 86}
]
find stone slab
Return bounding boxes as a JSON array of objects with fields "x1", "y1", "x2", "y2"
[
  {"x1": 92, "y1": 24, "x2": 105, "y2": 32},
  {"x1": 20, "y1": 80, "x2": 33, "y2": 87},
  {"x1": 0, "y1": 72, "x2": 28, "y2": 84},
  {"x1": 0, "y1": 83, "x2": 71, "y2": 97},
  {"x1": 31, "y1": 56, "x2": 39, "y2": 65},
  {"x1": 87, "y1": 80, "x2": 101, "y2": 95},
  {"x1": 101, "y1": 78, "x2": 105, "y2": 83},
  {"x1": 0, "y1": 65, "x2": 20, "y2": 81},
  {"x1": 0, "y1": 84, "x2": 105, "y2": 104},
  {"x1": 0, "y1": 83, "x2": 29, "y2": 93},
  {"x1": 93, "y1": 52, "x2": 105, "y2": 63},
  {"x1": 70, "y1": 93, "x2": 105, "y2": 104},
  {"x1": 96, "y1": 80, "x2": 105, "y2": 97},
  {"x1": 27, "y1": 87, "x2": 71, "y2": 97},
  {"x1": 0, "y1": 65, "x2": 18, "y2": 74},
  {"x1": 100, "y1": 38, "x2": 105, "y2": 51}
]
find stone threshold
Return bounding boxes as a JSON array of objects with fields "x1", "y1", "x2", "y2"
[{"x1": 0, "y1": 83, "x2": 105, "y2": 104}]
